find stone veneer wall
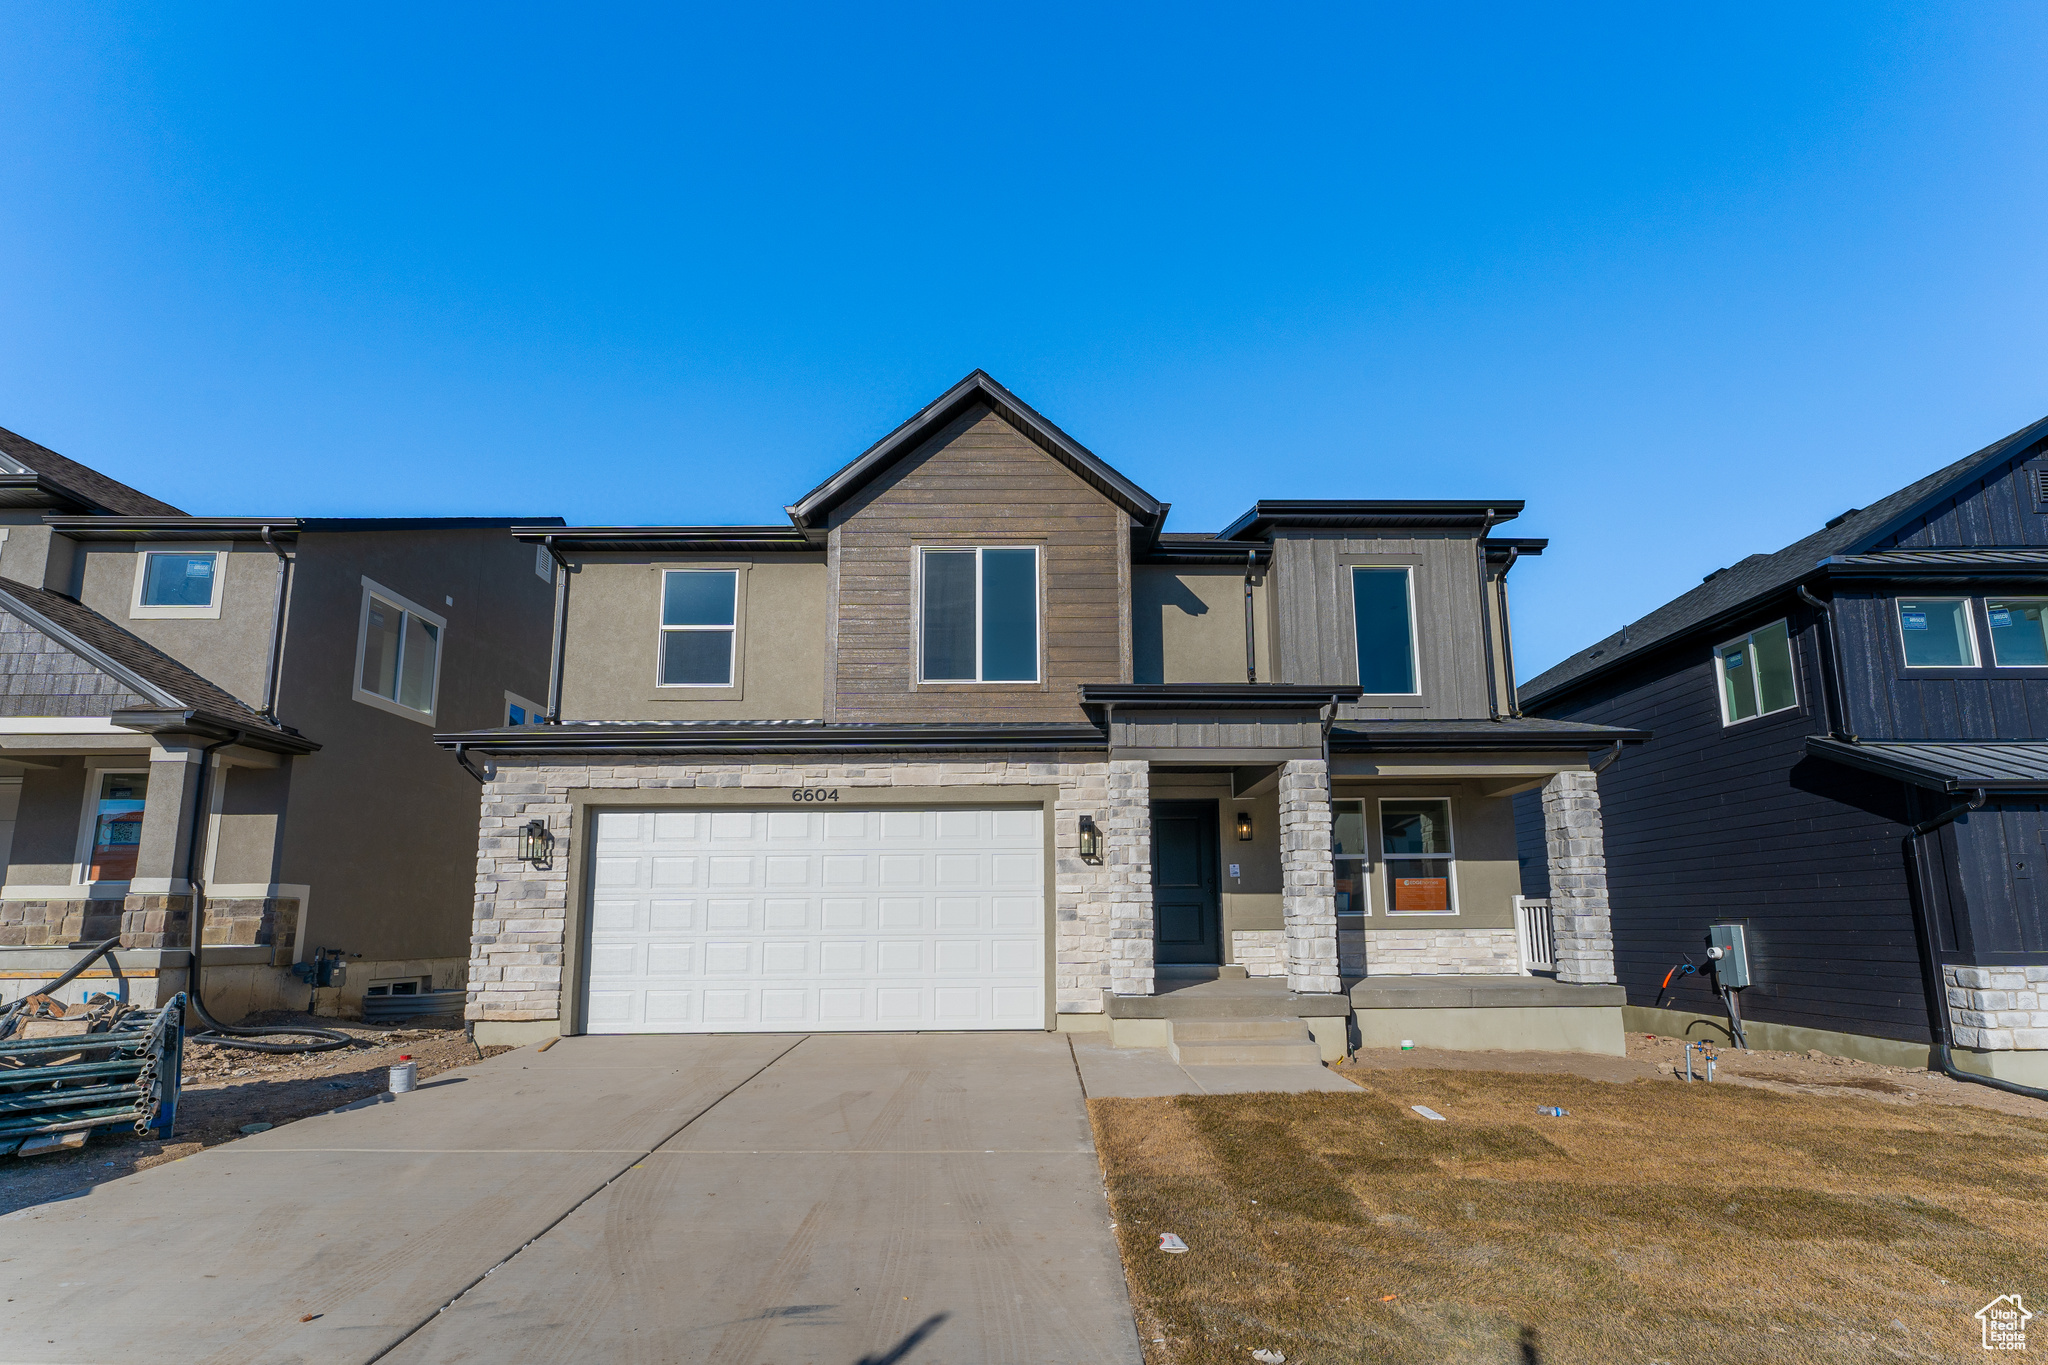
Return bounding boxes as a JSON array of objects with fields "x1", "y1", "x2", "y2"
[
  {"x1": 1231, "y1": 929, "x2": 1286, "y2": 977},
  {"x1": 1278, "y1": 758, "x2": 1340, "y2": 993},
  {"x1": 466, "y1": 757, "x2": 1155, "y2": 1024},
  {"x1": 1356, "y1": 927, "x2": 1520, "y2": 975},
  {"x1": 1541, "y1": 771, "x2": 1616, "y2": 985},
  {"x1": 1945, "y1": 965, "x2": 2048, "y2": 1050},
  {"x1": 0, "y1": 900, "x2": 107, "y2": 947},
  {"x1": 1, "y1": 895, "x2": 295, "y2": 955}
]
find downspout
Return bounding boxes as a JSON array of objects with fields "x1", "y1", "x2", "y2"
[
  {"x1": 1590, "y1": 739, "x2": 1624, "y2": 774},
  {"x1": 257, "y1": 528, "x2": 292, "y2": 725},
  {"x1": 1497, "y1": 545, "x2": 1523, "y2": 717},
  {"x1": 1243, "y1": 551, "x2": 1258, "y2": 684},
  {"x1": 1475, "y1": 512, "x2": 1501, "y2": 721},
  {"x1": 454, "y1": 743, "x2": 496, "y2": 784},
  {"x1": 543, "y1": 536, "x2": 570, "y2": 724},
  {"x1": 1902, "y1": 788, "x2": 2048, "y2": 1101},
  {"x1": 1794, "y1": 584, "x2": 1854, "y2": 741}
]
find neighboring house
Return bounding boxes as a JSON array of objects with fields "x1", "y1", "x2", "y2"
[
  {"x1": 440, "y1": 371, "x2": 1645, "y2": 1052},
  {"x1": 1521, "y1": 414, "x2": 2048, "y2": 1090},
  {"x1": 0, "y1": 422, "x2": 560, "y2": 1017}
]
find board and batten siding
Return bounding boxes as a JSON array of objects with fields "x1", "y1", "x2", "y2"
[
  {"x1": 1527, "y1": 613, "x2": 1934, "y2": 1045},
  {"x1": 1831, "y1": 586, "x2": 2048, "y2": 742},
  {"x1": 1872, "y1": 445, "x2": 2048, "y2": 550},
  {"x1": 1270, "y1": 533, "x2": 1491, "y2": 720},
  {"x1": 826, "y1": 402, "x2": 1131, "y2": 722}
]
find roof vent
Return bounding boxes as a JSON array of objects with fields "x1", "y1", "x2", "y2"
[
  {"x1": 2031, "y1": 467, "x2": 2048, "y2": 508},
  {"x1": 1702, "y1": 567, "x2": 1726, "y2": 583},
  {"x1": 1824, "y1": 507, "x2": 1861, "y2": 529}
]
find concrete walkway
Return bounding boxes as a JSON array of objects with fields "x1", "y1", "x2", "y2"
[{"x1": 0, "y1": 1033, "x2": 1141, "y2": 1365}]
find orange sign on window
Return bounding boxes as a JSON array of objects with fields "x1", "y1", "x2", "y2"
[{"x1": 1393, "y1": 877, "x2": 1449, "y2": 912}]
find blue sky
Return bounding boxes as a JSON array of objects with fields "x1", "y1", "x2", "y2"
[{"x1": 1, "y1": 3, "x2": 2044, "y2": 678}]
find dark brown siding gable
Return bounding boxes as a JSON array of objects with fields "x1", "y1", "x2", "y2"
[{"x1": 828, "y1": 401, "x2": 1130, "y2": 722}]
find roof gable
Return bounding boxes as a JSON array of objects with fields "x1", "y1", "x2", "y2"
[
  {"x1": 785, "y1": 371, "x2": 1165, "y2": 533},
  {"x1": 1522, "y1": 413, "x2": 2048, "y2": 707}
]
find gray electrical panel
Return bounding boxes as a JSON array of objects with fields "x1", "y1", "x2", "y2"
[{"x1": 1706, "y1": 923, "x2": 1751, "y2": 988}]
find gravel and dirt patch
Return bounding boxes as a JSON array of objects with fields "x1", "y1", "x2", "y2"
[
  {"x1": 1093, "y1": 1055, "x2": 2048, "y2": 1364},
  {"x1": 1, "y1": 1011, "x2": 513, "y2": 1217}
]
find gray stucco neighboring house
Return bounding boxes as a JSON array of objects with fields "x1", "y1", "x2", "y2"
[
  {"x1": 0, "y1": 421, "x2": 559, "y2": 1019},
  {"x1": 436, "y1": 371, "x2": 1648, "y2": 1051}
]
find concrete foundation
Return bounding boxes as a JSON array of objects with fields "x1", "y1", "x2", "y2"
[
  {"x1": 1622, "y1": 1004, "x2": 1935, "y2": 1068},
  {"x1": 1949, "y1": 1045, "x2": 2048, "y2": 1088},
  {"x1": 1352, "y1": 976, "x2": 1627, "y2": 1055},
  {"x1": 473, "y1": 1017, "x2": 563, "y2": 1047}
]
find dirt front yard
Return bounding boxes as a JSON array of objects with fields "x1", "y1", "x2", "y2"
[
  {"x1": 1, "y1": 1012, "x2": 510, "y2": 1217},
  {"x1": 1092, "y1": 1063, "x2": 2048, "y2": 1364}
]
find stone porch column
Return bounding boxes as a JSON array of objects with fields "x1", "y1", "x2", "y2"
[
  {"x1": 1279, "y1": 757, "x2": 1341, "y2": 993},
  {"x1": 120, "y1": 746, "x2": 205, "y2": 949},
  {"x1": 1542, "y1": 770, "x2": 1616, "y2": 984},
  {"x1": 1103, "y1": 759, "x2": 1154, "y2": 997}
]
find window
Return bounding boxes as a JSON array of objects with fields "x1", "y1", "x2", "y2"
[
  {"x1": 87, "y1": 771, "x2": 148, "y2": 882},
  {"x1": 658, "y1": 569, "x2": 738, "y2": 686},
  {"x1": 1986, "y1": 599, "x2": 2048, "y2": 667},
  {"x1": 1713, "y1": 619, "x2": 1798, "y2": 724},
  {"x1": 1381, "y1": 798, "x2": 1455, "y2": 914},
  {"x1": 919, "y1": 546, "x2": 1040, "y2": 683},
  {"x1": 505, "y1": 691, "x2": 546, "y2": 726},
  {"x1": 353, "y1": 579, "x2": 445, "y2": 721},
  {"x1": 1333, "y1": 800, "x2": 1368, "y2": 918},
  {"x1": 130, "y1": 545, "x2": 226, "y2": 619},
  {"x1": 1896, "y1": 598, "x2": 1978, "y2": 669},
  {"x1": 1351, "y1": 567, "x2": 1417, "y2": 694}
]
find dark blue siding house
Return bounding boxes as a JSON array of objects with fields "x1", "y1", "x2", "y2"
[{"x1": 1520, "y1": 414, "x2": 2048, "y2": 1095}]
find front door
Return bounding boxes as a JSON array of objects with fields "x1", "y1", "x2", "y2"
[{"x1": 1152, "y1": 799, "x2": 1221, "y2": 965}]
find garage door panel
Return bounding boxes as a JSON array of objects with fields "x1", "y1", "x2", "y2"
[{"x1": 584, "y1": 805, "x2": 1045, "y2": 1033}]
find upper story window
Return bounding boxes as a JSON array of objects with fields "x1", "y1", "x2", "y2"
[
  {"x1": 505, "y1": 691, "x2": 546, "y2": 726},
  {"x1": 659, "y1": 569, "x2": 738, "y2": 686},
  {"x1": 1896, "y1": 598, "x2": 1978, "y2": 669},
  {"x1": 1351, "y1": 566, "x2": 1417, "y2": 694},
  {"x1": 918, "y1": 546, "x2": 1039, "y2": 683},
  {"x1": 353, "y1": 578, "x2": 445, "y2": 723},
  {"x1": 1986, "y1": 598, "x2": 2048, "y2": 666},
  {"x1": 130, "y1": 545, "x2": 226, "y2": 620},
  {"x1": 1714, "y1": 619, "x2": 1797, "y2": 724}
]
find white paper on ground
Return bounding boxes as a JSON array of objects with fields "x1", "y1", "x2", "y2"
[{"x1": 1411, "y1": 1105, "x2": 1447, "y2": 1121}]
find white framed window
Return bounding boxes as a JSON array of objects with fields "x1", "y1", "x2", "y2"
[
  {"x1": 352, "y1": 578, "x2": 446, "y2": 723},
  {"x1": 1333, "y1": 799, "x2": 1369, "y2": 918},
  {"x1": 1986, "y1": 599, "x2": 2048, "y2": 668},
  {"x1": 917, "y1": 545, "x2": 1041, "y2": 683},
  {"x1": 658, "y1": 569, "x2": 738, "y2": 687},
  {"x1": 75, "y1": 768, "x2": 149, "y2": 886},
  {"x1": 1380, "y1": 798, "x2": 1456, "y2": 915},
  {"x1": 130, "y1": 544, "x2": 227, "y2": 620},
  {"x1": 504, "y1": 691, "x2": 546, "y2": 726},
  {"x1": 1713, "y1": 619, "x2": 1799, "y2": 725},
  {"x1": 1896, "y1": 598, "x2": 1978, "y2": 670},
  {"x1": 1351, "y1": 566, "x2": 1419, "y2": 695}
]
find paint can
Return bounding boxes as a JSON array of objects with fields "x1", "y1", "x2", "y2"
[
  {"x1": 1399, "y1": 1039, "x2": 1415, "y2": 1051},
  {"x1": 389, "y1": 1056, "x2": 417, "y2": 1094}
]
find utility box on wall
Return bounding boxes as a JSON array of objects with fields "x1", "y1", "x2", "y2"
[{"x1": 1706, "y1": 923, "x2": 1752, "y2": 988}]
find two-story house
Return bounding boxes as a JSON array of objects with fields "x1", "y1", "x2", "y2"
[
  {"x1": 442, "y1": 373, "x2": 1645, "y2": 1057},
  {"x1": 1522, "y1": 413, "x2": 2048, "y2": 1096},
  {"x1": 0, "y1": 422, "x2": 559, "y2": 1020}
]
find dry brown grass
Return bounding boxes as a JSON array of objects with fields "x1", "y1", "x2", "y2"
[{"x1": 1091, "y1": 1068, "x2": 2048, "y2": 1364}]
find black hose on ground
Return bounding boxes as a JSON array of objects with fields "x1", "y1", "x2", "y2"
[
  {"x1": 1902, "y1": 788, "x2": 2048, "y2": 1103},
  {"x1": 180, "y1": 732, "x2": 354, "y2": 1055},
  {"x1": 0, "y1": 935, "x2": 125, "y2": 1035}
]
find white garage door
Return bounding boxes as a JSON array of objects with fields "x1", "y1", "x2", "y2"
[{"x1": 581, "y1": 805, "x2": 1046, "y2": 1033}]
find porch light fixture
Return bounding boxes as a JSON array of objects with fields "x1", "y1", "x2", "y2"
[
  {"x1": 1077, "y1": 815, "x2": 1103, "y2": 864},
  {"x1": 520, "y1": 819, "x2": 555, "y2": 868},
  {"x1": 1236, "y1": 810, "x2": 1254, "y2": 842}
]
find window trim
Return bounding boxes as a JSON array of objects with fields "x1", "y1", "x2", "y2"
[
  {"x1": 1711, "y1": 618, "x2": 1800, "y2": 727},
  {"x1": 1894, "y1": 596, "x2": 1981, "y2": 671},
  {"x1": 1377, "y1": 796, "x2": 1458, "y2": 916},
  {"x1": 351, "y1": 577, "x2": 447, "y2": 725},
  {"x1": 1333, "y1": 797, "x2": 1370, "y2": 919},
  {"x1": 646, "y1": 563, "x2": 749, "y2": 702},
  {"x1": 655, "y1": 567, "x2": 741, "y2": 690},
  {"x1": 914, "y1": 544, "x2": 1044, "y2": 686},
  {"x1": 72, "y1": 763, "x2": 151, "y2": 892},
  {"x1": 129, "y1": 543, "x2": 228, "y2": 620},
  {"x1": 1347, "y1": 562, "x2": 1423, "y2": 699},
  {"x1": 1981, "y1": 597, "x2": 2048, "y2": 670},
  {"x1": 504, "y1": 690, "x2": 546, "y2": 727}
]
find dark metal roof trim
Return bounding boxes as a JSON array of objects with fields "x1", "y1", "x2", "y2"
[
  {"x1": 785, "y1": 371, "x2": 1166, "y2": 532},
  {"x1": 1806, "y1": 737, "x2": 2048, "y2": 793},
  {"x1": 434, "y1": 720, "x2": 1108, "y2": 756},
  {"x1": 45, "y1": 517, "x2": 306, "y2": 543},
  {"x1": 109, "y1": 708, "x2": 321, "y2": 755},
  {"x1": 1081, "y1": 684, "x2": 1362, "y2": 709},
  {"x1": 1330, "y1": 718, "x2": 1651, "y2": 752},
  {"x1": 1217, "y1": 501, "x2": 1526, "y2": 542},
  {"x1": 509, "y1": 525, "x2": 820, "y2": 552}
]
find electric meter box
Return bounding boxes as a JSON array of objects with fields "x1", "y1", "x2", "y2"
[{"x1": 1706, "y1": 923, "x2": 1751, "y2": 988}]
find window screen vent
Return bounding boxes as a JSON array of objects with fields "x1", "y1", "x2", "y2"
[{"x1": 2031, "y1": 466, "x2": 2048, "y2": 508}]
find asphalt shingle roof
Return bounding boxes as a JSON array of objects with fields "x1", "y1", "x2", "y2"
[{"x1": 0, "y1": 425, "x2": 187, "y2": 517}]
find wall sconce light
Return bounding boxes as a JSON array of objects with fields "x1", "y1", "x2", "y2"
[
  {"x1": 1236, "y1": 810, "x2": 1254, "y2": 842},
  {"x1": 1077, "y1": 815, "x2": 1103, "y2": 864},
  {"x1": 520, "y1": 819, "x2": 555, "y2": 868}
]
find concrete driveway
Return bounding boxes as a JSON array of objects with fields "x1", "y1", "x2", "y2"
[{"x1": 0, "y1": 1033, "x2": 1142, "y2": 1365}]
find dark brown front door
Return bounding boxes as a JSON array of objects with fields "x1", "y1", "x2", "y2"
[{"x1": 1152, "y1": 799, "x2": 1221, "y2": 965}]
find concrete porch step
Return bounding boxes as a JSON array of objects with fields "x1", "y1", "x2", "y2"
[{"x1": 1166, "y1": 1016, "x2": 1323, "y2": 1066}]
